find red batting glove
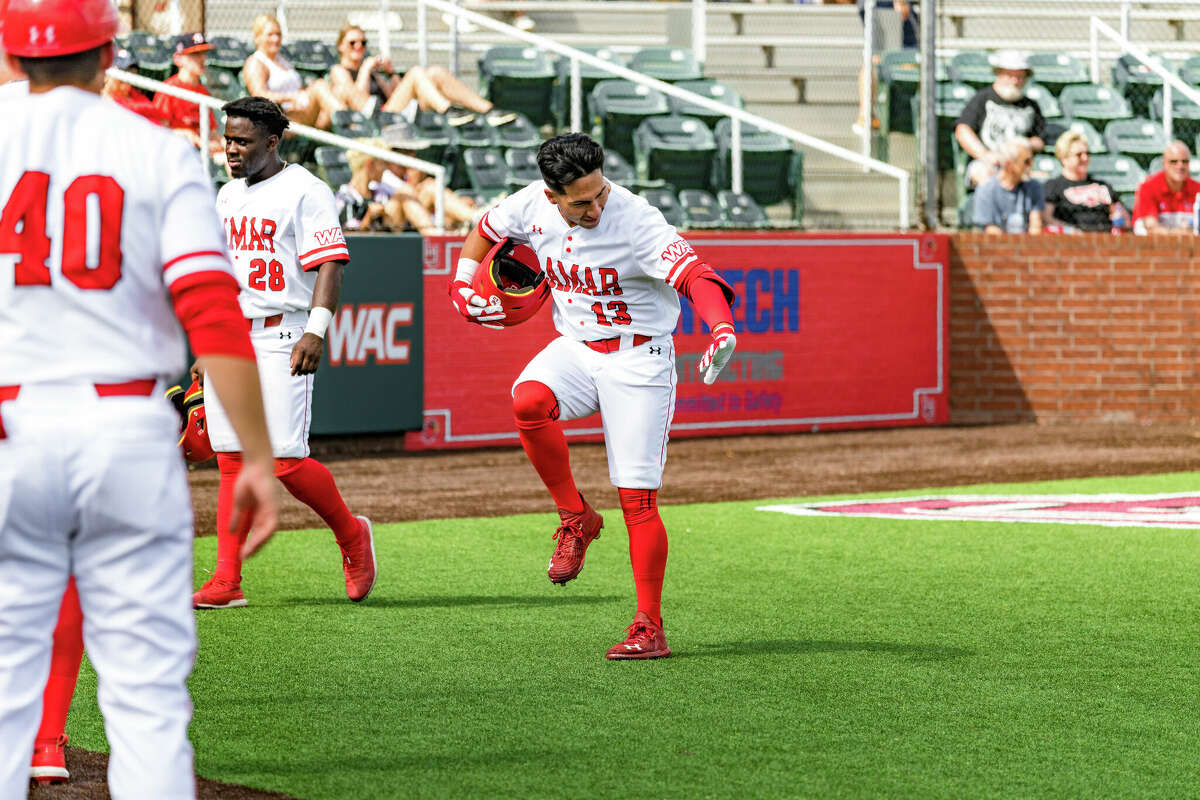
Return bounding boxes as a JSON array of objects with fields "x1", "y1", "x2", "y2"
[
  {"x1": 699, "y1": 326, "x2": 737, "y2": 385},
  {"x1": 449, "y1": 280, "x2": 506, "y2": 329}
]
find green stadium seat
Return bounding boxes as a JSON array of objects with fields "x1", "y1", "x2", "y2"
[
  {"x1": 917, "y1": 81, "x2": 973, "y2": 169},
  {"x1": 478, "y1": 45, "x2": 556, "y2": 126},
  {"x1": 1059, "y1": 84, "x2": 1132, "y2": 127},
  {"x1": 948, "y1": 51, "x2": 993, "y2": 88},
  {"x1": 711, "y1": 117, "x2": 794, "y2": 207},
  {"x1": 1111, "y1": 52, "x2": 1176, "y2": 119},
  {"x1": 1087, "y1": 153, "x2": 1147, "y2": 194},
  {"x1": 678, "y1": 189, "x2": 725, "y2": 229},
  {"x1": 1024, "y1": 83, "x2": 1062, "y2": 119},
  {"x1": 461, "y1": 148, "x2": 510, "y2": 200},
  {"x1": 282, "y1": 40, "x2": 336, "y2": 77},
  {"x1": 277, "y1": 134, "x2": 316, "y2": 166},
  {"x1": 603, "y1": 150, "x2": 636, "y2": 185},
  {"x1": 1042, "y1": 117, "x2": 1070, "y2": 147},
  {"x1": 331, "y1": 110, "x2": 378, "y2": 139},
  {"x1": 1026, "y1": 52, "x2": 1090, "y2": 95},
  {"x1": 1031, "y1": 153, "x2": 1062, "y2": 181},
  {"x1": 1180, "y1": 55, "x2": 1200, "y2": 88},
  {"x1": 410, "y1": 110, "x2": 453, "y2": 165},
  {"x1": 203, "y1": 67, "x2": 243, "y2": 103},
  {"x1": 639, "y1": 188, "x2": 684, "y2": 228},
  {"x1": 877, "y1": 48, "x2": 920, "y2": 134},
  {"x1": 667, "y1": 80, "x2": 743, "y2": 129},
  {"x1": 1063, "y1": 118, "x2": 1108, "y2": 154},
  {"x1": 634, "y1": 115, "x2": 716, "y2": 192},
  {"x1": 504, "y1": 147, "x2": 540, "y2": 191},
  {"x1": 117, "y1": 31, "x2": 160, "y2": 50},
  {"x1": 130, "y1": 38, "x2": 172, "y2": 82},
  {"x1": 491, "y1": 112, "x2": 543, "y2": 151},
  {"x1": 323, "y1": 165, "x2": 351, "y2": 190},
  {"x1": 1150, "y1": 88, "x2": 1200, "y2": 146},
  {"x1": 627, "y1": 47, "x2": 703, "y2": 83},
  {"x1": 208, "y1": 42, "x2": 253, "y2": 74},
  {"x1": 447, "y1": 118, "x2": 499, "y2": 190},
  {"x1": 374, "y1": 111, "x2": 407, "y2": 130},
  {"x1": 588, "y1": 79, "x2": 670, "y2": 162},
  {"x1": 552, "y1": 47, "x2": 625, "y2": 127},
  {"x1": 314, "y1": 146, "x2": 349, "y2": 185},
  {"x1": 1103, "y1": 118, "x2": 1167, "y2": 169},
  {"x1": 717, "y1": 190, "x2": 768, "y2": 228}
]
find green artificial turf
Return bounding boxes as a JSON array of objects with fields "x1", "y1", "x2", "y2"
[{"x1": 66, "y1": 472, "x2": 1200, "y2": 798}]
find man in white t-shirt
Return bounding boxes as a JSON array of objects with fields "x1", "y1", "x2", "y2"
[
  {"x1": 452, "y1": 132, "x2": 738, "y2": 659},
  {"x1": 0, "y1": 0, "x2": 278, "y2": 795}
]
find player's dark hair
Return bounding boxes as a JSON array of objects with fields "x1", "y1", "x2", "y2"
[
  {"x1": 537, "y1": 132, "x2": 604, "y2": 193},
  {"x1": 17, "y1": 45, "x2": 105, "y2": 86},
  {"x1": 222, "y1": 96, "x2": 290, "y2": 138}
]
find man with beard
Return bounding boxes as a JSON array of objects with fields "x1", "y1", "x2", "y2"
[{"x1": 955, "y1": 50, "x2": 1046, "y2": 189}]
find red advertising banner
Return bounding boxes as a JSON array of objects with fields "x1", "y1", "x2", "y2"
[{"x1": 406, "y1": 232, "x2": 949, "y2": 450}]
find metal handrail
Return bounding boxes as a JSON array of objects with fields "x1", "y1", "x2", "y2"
[
  {"x1": 415, "y1": 0, "x2": 912, "y2": 229},
  {"x1": 107, "y1": 66, "x2": 451, "y2": 231}
]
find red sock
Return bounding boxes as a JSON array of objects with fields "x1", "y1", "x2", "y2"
[
  {"x1": 618, "y1": 488, "x2": 668, "y2": 625},
  {"x1": 213, "y1": 452, "x2": 246, "y2": 584},
  {"x1": 37, "y1": 577, "x2": 83, "y2": 744},
  {"x1": 275, "y1": 457, "x2": 361, "y2": 547},
  {"x1": 513, "y1": 381, "x2": 582, "y2": 513}
]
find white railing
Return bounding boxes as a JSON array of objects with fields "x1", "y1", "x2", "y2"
[
  {"x1": 1088, "y1": 16, "x2": 1200, "y2": 143},
  {"x1": 411, "y1": 0, "x2": 912, "y2": 229},
  {"x1": 108, "y1": 66, "x2": 451, "y2": 231}
]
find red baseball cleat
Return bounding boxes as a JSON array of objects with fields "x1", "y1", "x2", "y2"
[
  {"x1": 341, "y1": 515, "x2": 377, "y2": 602},
  {"x1": 30, "y1": 734, "x2": 69, "y2": 785},
  {"x1": 192, "y1": 577, "x2": 247, "y2": 609},
  {"x1": 605, "y1": 611, "x2": 671, "y2": 660},
  {"x1": 547, "y1": 499, "x2": 603, "y2": 585}
]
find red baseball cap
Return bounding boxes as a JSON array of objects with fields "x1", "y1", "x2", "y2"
[{"x1": 173, "y1": 32, "x2": 214, "y2": 55}]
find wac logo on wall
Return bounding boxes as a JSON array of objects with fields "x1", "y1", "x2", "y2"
[
  {"x1": 758, "y1": 494, "x2": 1200, "y2": 529},
  {"x1": 326, "y1": 303, "x2": 414, "y2": 366}
]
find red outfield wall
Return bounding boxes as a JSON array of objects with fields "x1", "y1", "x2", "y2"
[{"x1": 406, "y1": 233, "x2": 949, "y2": 450}]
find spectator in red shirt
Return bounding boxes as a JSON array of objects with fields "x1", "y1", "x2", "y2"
[
  {"x1": 154, "y1": 32, "x2": 223, "y2": 160},
  {"x1": 103, "y1": 48, "x2": 168, "y2": 125},
  {"x1": 1133, "y1": 140, "x2": 1200, "y2": 235}
]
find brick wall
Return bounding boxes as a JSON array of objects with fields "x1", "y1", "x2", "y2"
[{"x1": 950, "y1": 233, "x2": 1200, "y2": 424}]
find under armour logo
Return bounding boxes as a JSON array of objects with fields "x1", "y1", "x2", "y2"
[
  {"x1": 530, "y1": 226, "x2": 543, "y2": 235},
  {"x1": 280, "y1": 331, "x2": 293, "y2": 340},
  {"x1": 648, "y1": 346, "x2": 662, "y2": 355}
]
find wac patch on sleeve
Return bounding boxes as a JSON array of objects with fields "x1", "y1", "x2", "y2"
[{"x1": 757, "y1": 494, "x2": 1200, "y2": 529}]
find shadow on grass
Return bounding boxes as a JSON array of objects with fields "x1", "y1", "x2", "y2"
[
  {"x1": 272, "y1": 594, "x2": 623, "y2": 609},
  {"x1": 677, "y1": 639, "x2": 973, "y2": 661}
]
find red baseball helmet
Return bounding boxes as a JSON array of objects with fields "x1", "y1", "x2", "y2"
[
  {"x1": 174, "y1": 380, "x2": 214, "y2": 463},
  {"x1": 472, "y1": 238, "x2": 550, "y2": 327},
  {"x1": 3, "y1": 0, "x2": 120, "y2": 58}
]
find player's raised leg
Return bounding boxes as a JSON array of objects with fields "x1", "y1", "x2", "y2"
[{"x1": 30, "y1": 577, "x2": 84, "y2": 784}]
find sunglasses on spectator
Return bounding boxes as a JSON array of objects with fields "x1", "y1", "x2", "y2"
[
  {"x1": 1166, "y1": 158, "x2": 1190, "y2": 164},
  {"x1": 346, "y1": 38, "x2": 367, "y2": 47}
]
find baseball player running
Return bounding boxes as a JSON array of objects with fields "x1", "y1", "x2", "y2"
[
  {"x1": 192, "y1": 96, "x2": 377, "y2": 610},
  {"x1": 452, "y1": 133, "x2": 737, "y2": 659},
  {"x1": 0, "y1": 1, "x2": 278, "y2": 797}
]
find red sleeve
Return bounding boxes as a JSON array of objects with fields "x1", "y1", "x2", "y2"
[
  {"x1": 1132, "y1": 175, "x2": 1161, "y2": 223},
  {"x1": 675, "y1": 261, "x2": 735, "y2": 305},
  {"x1": 169, "y1": 270, "x2": 255, "y2": 359}
]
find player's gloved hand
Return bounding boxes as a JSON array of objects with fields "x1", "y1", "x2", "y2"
[
  {"x1": 449, "y1": 280, "x2": 506, "y2": 329},
  {"x1": 700, "y1": 325, "x2": 737, "y2": 385}
]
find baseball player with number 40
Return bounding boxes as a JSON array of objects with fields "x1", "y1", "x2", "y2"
[{"x1": 452, "y1": 132, "x2": 737, "y2": 659}]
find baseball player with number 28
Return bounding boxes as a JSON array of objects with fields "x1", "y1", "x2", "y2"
[
  {"x1": 0, "y1": 0, "x2": 278, "y2": 796},
  {"x1": 453, "y1": 132, "x2": 737, "y2": 659}
]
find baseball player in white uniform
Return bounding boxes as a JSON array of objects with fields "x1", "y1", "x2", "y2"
[
  {"x1": 193, "y1": 96, "x2": 377, "y2": 610},
  {"x1": 0, "y1": 1, "x2": 278, "y2": 797},
  {"x1": 452, "y1": 133, "x2": 738, "y2": 659}
]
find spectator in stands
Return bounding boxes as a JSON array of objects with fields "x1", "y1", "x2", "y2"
[
  {"x1": 1132, "y1": 140, "x2": 1200, "y2": 235},
  {"x1": 1044, "y1": 130, "x2": 1128, "y2": 232},
  {"x1": 853, "y1": 0, "x2": 917, "y2": 135},
  {"x1": 955, "y1": 50, "x2": 1045, "y2": 188},
  {"x1": 379, "y1": 125, "x2": 483, "y2": 235},
  {"x1": 243, "y1": 13, "x2": 346, "y2": 130},
  {"x1": 154, "y1": 32, "x2": 223, "y2": 162},
  {"x1": 335, "y1": 139, "x2": 398, "y2": 232},
  {"x1": 103, "y1": 48, "x2": 168, "y2": 125},
  {"x1": 327, "y1": 24, "x2": 515, "y2": 127},
  {"x1": 972, "y1": 136, "x2": 1044, "y2": 233}
]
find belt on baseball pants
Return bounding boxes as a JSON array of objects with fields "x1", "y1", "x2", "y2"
[
  {"x1": 0, "y1": 379, "x2": 156, "y2": 439},
  {"x1": 584, "y1": 334, "x2": 652, "y2": 354},
  {"x1": 247, "y1": 310, "x2": 308, "y2": 330}
]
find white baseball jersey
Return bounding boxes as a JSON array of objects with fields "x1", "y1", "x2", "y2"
[
  {"x1": 0, "y1": 78, "x2": 29, "y2": 102},
  {"x1": 478, "y1": 180, "x2": 699, "y2": 340},
  {"x1": 216, "y1": 163, "x2": 349, "y2": 318}
]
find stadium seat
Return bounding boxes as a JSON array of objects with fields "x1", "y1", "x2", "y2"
[
  {"x1": 627, "y1": 47, "x2": 703, "y2": 83},
  {"x1": 1087, "y1": 153, "x2": 1147, "y2": 194},
  {"x1": 130, "y1": 37, "x2": 172, "y2": 81},
  {"x1": 639, "y1": 188, "x2": 684, "y2": 228},
  {"x1": 277, "y1": 134, "x2": 316, "y2": 167},
  {"x1": 1059, "y1": 84, "x2": 1132, "y2": 128},
  {"x1": 207, "y1": 37, "x2": 253, "y2": 73},
  {"x1": 634, "y1": 115, "x2": 716, "y2": 192},
  {"x1": 877, "y1": 49, "x2": 920, "y2": 134},
  {"x1": 447, "y1": 117, "x2": 499, "y2": 190},
  {"x1": 677, "y1": 189, "x2": 725, "y2": 229},
  {"x1": 668, "y1": 80, "x2": 744, "y2": 130},
  {"x1": 504, "y1": 147, "x2": 541, "y2": 191},
  {"x1": 1042, "y1": 117, "x2": 1071, "y2": 147},
  {"x1": 918, "y1": 82, "x2": 973, "y2": 168},
  {"x1": 1026, "y1": 52, "x2": 1090, "y2": 95},
  {"x1": 282, "y1": 40, "x2": 337, "y2": 77},
  {"x1": 116, "y1": 31, "x2": 160, "y2": 51},
  {"x1": 552, "y1": 47, "x2": 625, "y2": 127},
  {"x1": 1030, "y1": 153, "x2": 1062, "y2": 181},
  {"x1": 491, "y1": 112, "x2": 543, "y2": 151},
  {"x1": 588, "y1": 79, "x2": 670, "y2": 162},
  {"x1": 203, "y1": 66, "x2": 243, "y2": 103},
  {"x1": 603, "y1": 150, "x2": 636, "y2": 186},
  {"x1": 1150, "y1": 88, "x2": 1200, "y2": 146},
  {"x1": 1024, "y1": 83, "x2": 1062, "y2": 120},
  {"x1": 331, "y1": 109, "x2": 378, "y2": 139},
  {"x1": 717, "y1": 190, "x2": 769, "y2": 228},
  {"x1": 711, "y1": 117, "x2": 794, "y2": 207},
  {"x1": 1063, "y1": 119, "x2": 1108, "y2": 154},
  {"x1": 1111, "y1": 52, "x2": 1176, "y2": 119},
  {"x1": 410, "y1": 110, "x2": 453, "y2": 165},
  {"x1": 478, "y1": 45, "x2": 556, "y2": 126},
  {"x1": 1180, "y1": 55, "x2": 1200, "y2": 88},
  {"x1": 461, "y1": 147, "x2": 510, "y2": 200},
  {"x1": 314, "y1": 146, "x2": 349, "y2": 186},
  {"x1": 1103, "y1": 118, "x2": 1167, "y2": 170},
  {"x1": 947, "y1": 51, "x2": 993, "y2": 88}
]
